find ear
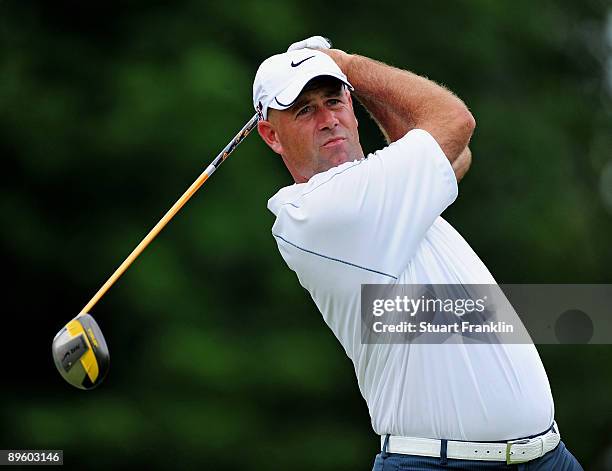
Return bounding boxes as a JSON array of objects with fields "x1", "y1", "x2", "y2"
[{"x1": 257, "y1": 120, "x2": 284, "y2": 155}]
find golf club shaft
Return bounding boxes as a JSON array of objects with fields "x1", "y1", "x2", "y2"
[{"x1": 79, "y1": 113, "x2": 260, "y2": 315}]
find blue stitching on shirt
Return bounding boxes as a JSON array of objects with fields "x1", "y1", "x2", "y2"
[
  {"x1": 273, "y1": 233, "x2": 397, "y2": 280},
  {"x1": 302, "y1": 159, "x2": 366, "y2": 198},
  {"x1": 278, "y1": 159, "x2": 367, "y2": 209}
]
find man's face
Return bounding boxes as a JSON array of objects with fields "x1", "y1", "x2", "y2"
[{"x1": 258, "y1": 79, "x2": 363, "y2": 183}]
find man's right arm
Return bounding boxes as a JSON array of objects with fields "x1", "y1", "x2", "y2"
[{"x1": 324, "y1": 49, "x2": 475, "y2": 166}]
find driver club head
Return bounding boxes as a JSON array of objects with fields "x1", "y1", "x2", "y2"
[{"x1": 52, "y1": 313, "x2": 110, "y2": 390}]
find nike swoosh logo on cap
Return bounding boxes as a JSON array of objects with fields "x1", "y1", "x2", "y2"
[{"x1": 291, "y1": 56, "x2": 315, "y2": 67}]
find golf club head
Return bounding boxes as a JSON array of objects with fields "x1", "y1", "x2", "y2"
[{"x1": 52, "y1": 313, "x2": 109, "y2": 390}]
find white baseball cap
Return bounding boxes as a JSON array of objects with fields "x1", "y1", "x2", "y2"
[{"x1": 253, "y1": 48, "x2": 353, "y2": 120}]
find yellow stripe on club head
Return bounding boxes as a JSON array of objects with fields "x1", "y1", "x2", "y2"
[
  {"x1": 66, "y1": 318, "x2": 85, "y2": 337},
  {"x1": 80, "y1": 348, "x2": 99, "y2": 382},
  {"x1": 65, "y1": 318, "x2": 100, "y2": 383}
]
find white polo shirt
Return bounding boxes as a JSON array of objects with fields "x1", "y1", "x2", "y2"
[{"x1": 267, "y1": 129, "x2": 554, "y2": 441}]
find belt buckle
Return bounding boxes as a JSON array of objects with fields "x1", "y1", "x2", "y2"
[{"x1": 506, "y1": 438, "x2": 530, "y2": 465}]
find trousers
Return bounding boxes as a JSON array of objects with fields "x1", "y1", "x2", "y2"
[{"x1": 372, "y1": 440, "x2": 584, "y2": 470}]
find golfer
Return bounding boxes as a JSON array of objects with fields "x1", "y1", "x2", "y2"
[{"x1": 253, "y1": 37, "x2": 583, "y2": 470}]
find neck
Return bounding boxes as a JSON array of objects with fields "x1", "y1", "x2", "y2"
[
  {"x1": 283, "y1": 147, "x2": 366, "y2": 184},
  {"x1": 281, "y1": 156, "x2": 309, "y2": 183}
]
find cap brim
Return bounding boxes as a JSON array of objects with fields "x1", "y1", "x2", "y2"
[{"x1": 269, "y1": 73, "x2": 353, "y2": 112}]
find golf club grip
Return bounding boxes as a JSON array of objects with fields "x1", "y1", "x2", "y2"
[{"x1": 80, "y1": 113, "x2": 260, "y2": 315}]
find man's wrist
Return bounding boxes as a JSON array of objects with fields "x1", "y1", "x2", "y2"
[{"x1": 322, "y1": 49, "x2": 354, "y2": 77}]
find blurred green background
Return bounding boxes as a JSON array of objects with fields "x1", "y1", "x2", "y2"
[{"x1": 2, "y1": 0, "x2": 611, "y2": 469}]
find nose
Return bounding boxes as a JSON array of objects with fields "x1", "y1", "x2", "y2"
[{"x1": 316, "y1": 107, "x2": 339, "y2": 131}]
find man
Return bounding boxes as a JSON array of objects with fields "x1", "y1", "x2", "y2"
[{"x1": 253, "y1": 37, "x2": 583, "y2": 470}]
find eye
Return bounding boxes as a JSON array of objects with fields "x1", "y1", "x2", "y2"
[
  {"x1": 327, "y1": 98, "x2": 341, "y2": 106},
  {"x1": 296, "y1": 105, "x2": 311, "y2": 117}
]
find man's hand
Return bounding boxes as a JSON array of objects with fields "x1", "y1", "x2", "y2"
[
  {"x1": 452, "y1": 147, "x2": 472, "y2": 182},
  {"x1": 287, "y1": 36, "x2": 332, "y2": 52}
]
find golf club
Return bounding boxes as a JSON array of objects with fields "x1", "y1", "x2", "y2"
[{"x1": 52, "y1": 113, "x2": 260, "y2": 389}]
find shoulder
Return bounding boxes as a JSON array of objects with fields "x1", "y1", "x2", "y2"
[
  {"x1": 267, "y1": 158, "x2": 367, "y2": 217},
  {"x1": 370, "y1": 128, "x2": 447, "y2": 164}
]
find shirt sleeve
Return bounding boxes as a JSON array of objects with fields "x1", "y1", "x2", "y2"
[{"x1": 272, "y1": 128, "x2": 458, "y2": 282}]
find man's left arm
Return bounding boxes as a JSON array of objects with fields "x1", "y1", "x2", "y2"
[{"x1": 453, "y1": 146, "x2": 472, "y2": 182}]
